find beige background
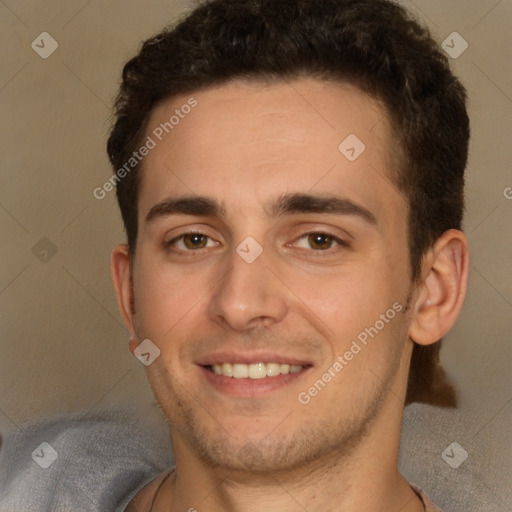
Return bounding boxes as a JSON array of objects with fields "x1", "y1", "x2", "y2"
[{"x1": 0, "y1": 0, "x2": 510, "y2": 509}]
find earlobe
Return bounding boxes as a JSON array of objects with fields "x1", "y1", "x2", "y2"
[
  {"x1": 128, "y1": 336, "x2": 139, "y2": 355},
  {"x1": 408, "y1": 229, "x2": 469, "y2": 346},
  {"x1": 110, "y1": 244, "x2": 138, "y2": 343}
]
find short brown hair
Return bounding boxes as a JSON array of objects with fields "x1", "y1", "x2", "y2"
[{"x1": 107, "y1": 0, "x2": 469, "y2": 407}]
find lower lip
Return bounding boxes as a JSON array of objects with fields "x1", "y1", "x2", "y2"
[{"x1": 199, "y1": 365, "x2": 311, "y2": 397}]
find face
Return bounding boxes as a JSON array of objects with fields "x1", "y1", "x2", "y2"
[{"x1": 123, "y1": 78, "x2": 415, "y2": 472}]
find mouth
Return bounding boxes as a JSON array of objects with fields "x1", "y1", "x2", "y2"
[{"x1": 198, "y1": 358, "x2": 313, "y2": 398}]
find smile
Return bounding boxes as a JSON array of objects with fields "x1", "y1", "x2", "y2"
[{"x1": 209, "y1": 362, "x2": 303, "y2": 379}]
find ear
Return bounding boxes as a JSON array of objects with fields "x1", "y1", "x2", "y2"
[
  {"x1": 408, "y1": 229, "x2": 469, "y2": 346},
  {"x1": 110, "y1": 244, "x2": 139, "y2": 354}
]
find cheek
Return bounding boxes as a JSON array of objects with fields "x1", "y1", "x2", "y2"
[
  {"x1": 132, "y1": 259, "x2": 207, "y2": 340},
  {"x1": 300, "y1": 268, "x2": 407, "y2": 389},
  {"x1": 288, "y1": 260, "x2": 397, "y2": 338}
]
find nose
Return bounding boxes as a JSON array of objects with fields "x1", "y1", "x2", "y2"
[{"x1": 208, "y1": 243, "x2": 288, "y2": 332}]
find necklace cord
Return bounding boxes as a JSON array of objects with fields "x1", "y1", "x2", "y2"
[{"x1": 149, "y1": 470, "x2": 173, "y2": 512}]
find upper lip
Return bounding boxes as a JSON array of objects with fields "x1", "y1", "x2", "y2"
[{"x1": 196, "y1": 350, "x2": 313, "y2": 367}]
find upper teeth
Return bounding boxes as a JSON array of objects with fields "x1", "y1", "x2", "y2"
[{"x1": 211, "y1": 362, "x2": 303, "y2": 379}]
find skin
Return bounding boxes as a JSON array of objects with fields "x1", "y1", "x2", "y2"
[{"x1": 111, "y1": 78, "x2": 469, "y2": 511}]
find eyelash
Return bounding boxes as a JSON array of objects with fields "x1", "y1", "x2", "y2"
[{"x1": 164, "y1": 230, "x2": 349, "y2": 255}]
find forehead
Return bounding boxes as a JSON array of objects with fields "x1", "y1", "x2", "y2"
[{"x1": 138, "y1": 78, "x2": 401, "y2": 222}]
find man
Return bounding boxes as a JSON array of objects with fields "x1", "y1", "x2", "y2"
[
  {"x1": 0, "y1": 0, "x2": 469, "y2": 511},
  {"x1": 107, "y1": 0, "x2": 469, "y2": 510}
]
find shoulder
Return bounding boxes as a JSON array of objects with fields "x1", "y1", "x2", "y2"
[{"x1": 0, "y1": 406, "x2": 174, "y2": 512}]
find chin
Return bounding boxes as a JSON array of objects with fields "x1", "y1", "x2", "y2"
[{"x1": 199, "y1": 437, "x2": 307, "y2": 473}]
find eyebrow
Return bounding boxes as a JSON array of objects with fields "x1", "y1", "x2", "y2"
[
  {"x1": 146, "y1": 196, "x2": 225, "y2": 223},
  {"x1": 267, "y1": 193, "x2": 377, "y2": 225},
  {"x1": 145, "y1": 192, "x2": 377, "y2": 226}
]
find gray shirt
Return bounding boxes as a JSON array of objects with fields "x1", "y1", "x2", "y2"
[{"x1": 0, "y1": 407, "x2": 174, "y2": 511}]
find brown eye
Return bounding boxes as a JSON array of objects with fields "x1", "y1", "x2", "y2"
[
  {"x1": 293, "y1": 231, "x2": 347, "y2": 253},
  {"x1": 307, "y1": 233, "x2": 336, "y2": 250},
  {"x1": 167, "y1": 232, "x2": 217, "y2": 252},
  {"x1": 182, "y1": 233, "x2": 208, "y2": 249}
]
